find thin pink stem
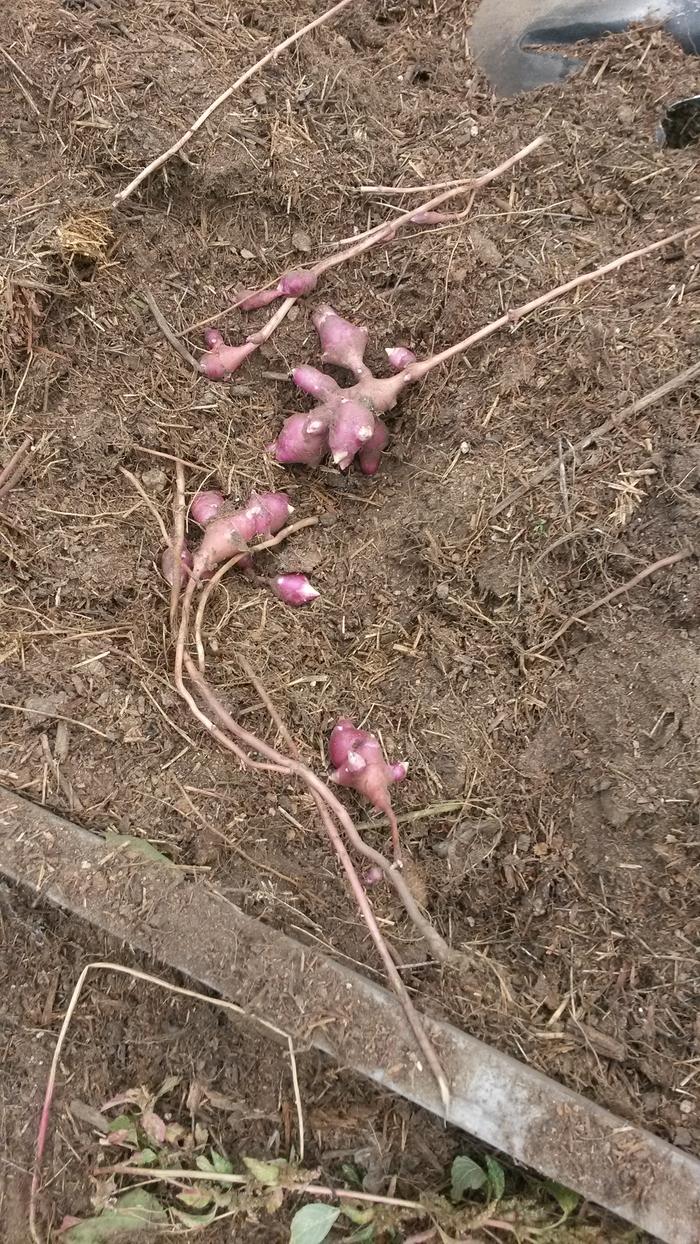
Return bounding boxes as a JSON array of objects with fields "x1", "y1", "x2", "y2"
[
  {"x1": 113, "y1": 0, "x2": 354, "y2": 205},
  {"x1": 238, "y1": 137, "x2": 546, "y2": 355},
  {"x1": 310, "y1": 135, "x2": 546, "y2": 280},
  {"x1": 246, "y1": 295, "x2": 296, "y2": 347},
  {"x1": 403, "y1": 223, "x2": 700, "y2": 383},
  {"x1": 186, "y1": 658, "x2": 450, "y2": 968}
]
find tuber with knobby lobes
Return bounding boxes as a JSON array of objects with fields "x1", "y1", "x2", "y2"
[
  {"x1": 270, "y1": 305, "x2": 416, "y2": 475},
  {"x1": 328, "y1": 718, "x2": 407, "y2": 864},
  {"x1": 160, "y1": 487, "x2": 319, "y2": 606}
]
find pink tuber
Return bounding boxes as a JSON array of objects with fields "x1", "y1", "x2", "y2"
[
  {"x1": 328, "y1": 718, "x2": 407, "y2": 863},
  {"x1": 190, "y1": 489, "x2": 225, "y2": 526},
  {"x1": 270, "y1": 305, "x2": 409, "y2": 476},
  {"x1": 199, "y1": 329, "x2": 257, "y2": 380},
  {"x1": 192, "y1": 490, "x2": 293, "y2": 578},
  {"x1": 270, "y1": 573, "x2": 320, "y2": 606},
  {"x1": 239, "y1": 270, "x2": 318, "y2": 310},
  {"x1": 385, "y1": 346, "x2": 416, "y2": 372},
  {"x1": 196, "y1": 142, "x2": 547, "y2": 385},
  {"x1": 161, "y1": 487, "x2": 319, "y2": 607}
]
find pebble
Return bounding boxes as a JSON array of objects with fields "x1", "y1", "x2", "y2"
[{"x1": 141, "y1": 467, "x2": 168, "y2": 490}]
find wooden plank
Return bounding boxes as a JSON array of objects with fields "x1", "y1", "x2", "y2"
[{"x1": 1, "y1": 786, "x2": 699, "y2": 1244}]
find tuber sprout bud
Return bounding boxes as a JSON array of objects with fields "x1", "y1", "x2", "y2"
[{"x1": 190, "y1": 490, "x2": 225, "y2": 526}]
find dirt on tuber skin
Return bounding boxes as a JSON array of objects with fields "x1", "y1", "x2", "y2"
[
  {"x1": 190, "y1": 489, "x2": 291, "y2": 579},
  {"x1": 271, "y1": 305, "x2": 408, "y2": 475},
  {"x1": 329, "y1": 718, "x2": 407, "y2": 863},
  {"x1": 160, "y1": 488, "x2": 319, "y2": 607}
]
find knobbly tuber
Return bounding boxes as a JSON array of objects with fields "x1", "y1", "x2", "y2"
[
  {"x1": 329, "y1": 718, "x2": 407, "y2": 864},
  {"x1": 160, "y1": 487, "x2": 319, "y2": 606},
  {"x1": 270, "y1": 305, "x2": 409, "y2": 475},
  {"x1": 191, "y1": 489, "x2": 292, "y2": 578}
]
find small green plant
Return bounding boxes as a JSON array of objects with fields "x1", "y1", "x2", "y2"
[{"x1": 60, "y1": 1087, "x2": 614, "y2": 1243}]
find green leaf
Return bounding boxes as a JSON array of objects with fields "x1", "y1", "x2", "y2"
[
  {"x1": 134, "y1": 1148, "x2": 158, "y2": 1166},
  {"x1": 341, "y1": 1206, "x2": 374, "y2": 1226},
  {"x1": 105, "y1": 1114, "x2": 138, "y2": 1146},
  {"x1": 450, "y1": 1154, "x2": 487, "y2": 1201},
  {"x1": 195, "y1": 1154, "x2": 216, "y2": 1172},
  {"x1": 346, "y1": 1226, "x2": 375, "y2": 1243},
  {"x1": 290, "y1": 1202, "x2": 342, "y2": 1244},
  {"x1": 211, "y1": 1149, "x2": 234, "y2": 1174},
  {"x1": 545, "y1": 1180, "x2": 579, "y2": 1217},
  {"x1": 106, "y1": 1113, "x2": 134, "y2": 1133},
  {"x1": 243, "y1": 1155, "x2": 281, "y2": 1186},
  {"x1": 177, "y1": 1188, "x2": 214, "y2": 1210},
  {"x1": 61, "y1": 1189, "x2": 167, "y2": 1241},
  {"x1": 485, "y1": 1156, "x2": 505, "y2": 1202},
  {"x1": 103, "y1": 832, "x2": 174, "y2": 866}
]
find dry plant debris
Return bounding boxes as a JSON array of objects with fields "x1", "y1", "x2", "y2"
[{"x1": 1, "y1": 0, "x2": 699, "y2": 1236}]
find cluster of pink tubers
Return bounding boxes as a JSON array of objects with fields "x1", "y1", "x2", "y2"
[
  {"x1": 271, "y1": 305, "x2": 417, "y2": 474},
  {"x1": 201, "y1": 306, "x2": 417, "y2": 476},
  {"x1": 328, "y1": 718, "x2": 407, "y2": 864},
  {"x1": 161, "y1": 487, "x2": 318, "y2": 607}
]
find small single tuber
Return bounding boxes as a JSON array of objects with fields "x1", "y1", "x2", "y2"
[
  {"x1": 199, "y1": 329, "x2": 257, "y2": 381},
  {"x1": 161, "y1": 543, "x2": 194, "y2": 586},
  {"x1": 328, "y1": 718, "x2": 407, "y2": 863},
  {"x1": 238, "y1": 270, "x2": 318, "y2": 310},
  {"x1": 270, "y1": 573, "x2": 320, "y2": 606}
]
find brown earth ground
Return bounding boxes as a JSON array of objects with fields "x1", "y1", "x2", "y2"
[{"x1": 1, "y1": 0, "x2": 699, "y2": 1238}]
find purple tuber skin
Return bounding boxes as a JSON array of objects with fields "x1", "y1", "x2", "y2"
[
  {"x1": 328, "y1": 718, "x2": 407, "y2": 864},
  {"x1": 164, "y1": 487, "x2": 317, "y2": 607},
  {"x1": 314, "y1": 306, "x2": 369, "y2": 378},
  {"x1": 190, "y1": 489, "x2": 225, "y2": 526},
  {"x1": 200, "y1": 329, "x2": 257, "y2": 380},
  {"x1": 271, "y1": 305, "x2": 408, "y2": 475},
  {"x1": 385, "y1": 346, "x2": 416, "y2": 372},
  {"x1": 192, "y1": 489, "x2": 293, "y2": 579},
  {"x1": 270, "y1": 573, "x2": 319, "y2": 606},
  {"x1": 238, "y1": 270, "x2": 318, "y2": 311}
]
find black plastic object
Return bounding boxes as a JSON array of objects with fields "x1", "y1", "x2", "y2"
[
  {"x1": 469, "y1": 0, "x2": 700, "y2": 95},
  {"x1": 660, "y1": 93, "x2": 700, "y2": 144}
]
